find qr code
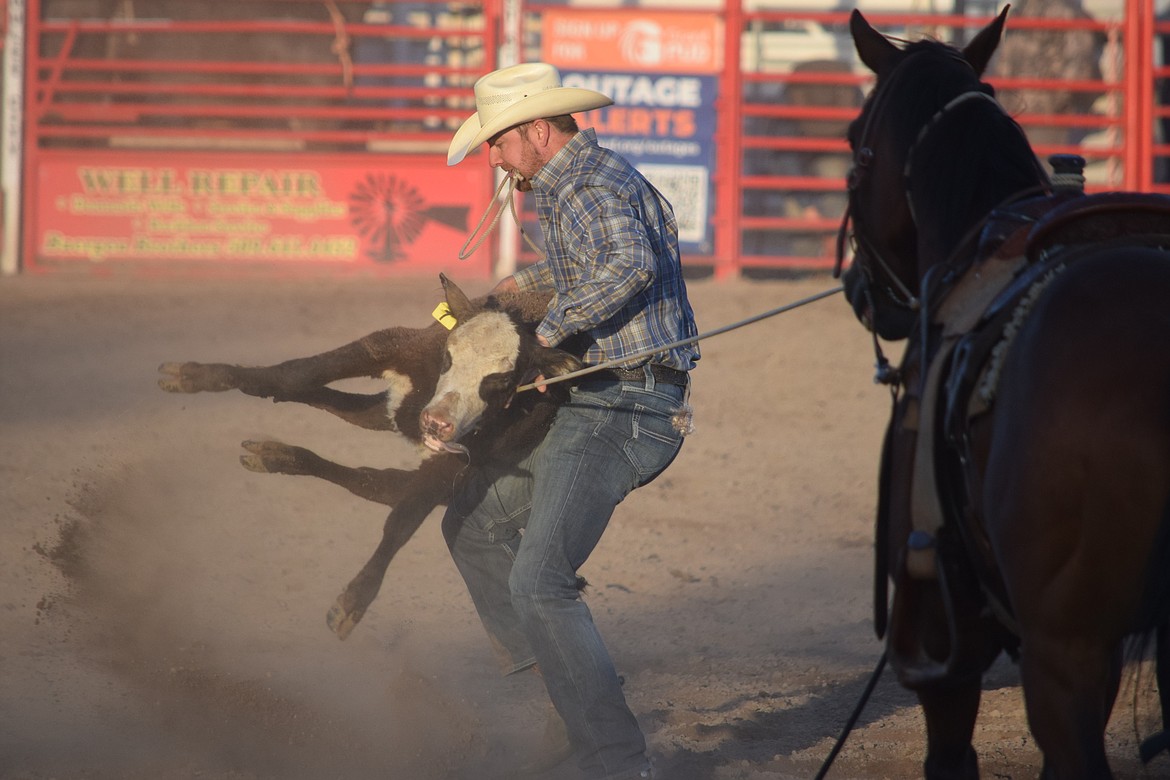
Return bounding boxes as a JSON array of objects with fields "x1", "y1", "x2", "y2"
[{"x1": 638, "y1": 164, "x2": 709, "y2": 245}]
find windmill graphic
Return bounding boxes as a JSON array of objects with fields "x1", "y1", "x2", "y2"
[{"x1": 348, "y1": 173, "x2": 470, "y2": 262}]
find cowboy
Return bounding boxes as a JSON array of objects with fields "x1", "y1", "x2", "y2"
[{"x1": 442, "y1": 62, "x2": 699, "y2": 780}]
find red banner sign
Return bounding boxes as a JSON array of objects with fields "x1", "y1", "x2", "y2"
[
  {"x1": 31, "y1": 150, "x2": 492, "y2": 275},
  {"x1": 541, "y1": 10, "x2": 723, "y2": 75}
]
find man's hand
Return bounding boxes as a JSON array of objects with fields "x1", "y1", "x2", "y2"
[
  {"x1": 491, "y1": 276, "x2": 518, "y2": 296},
  {"x1": 531, "y1": 334, "x2": 551, "y2": 393}
]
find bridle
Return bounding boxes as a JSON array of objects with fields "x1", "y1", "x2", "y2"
[{"x1": 835, "y1": 49, "x2": 999, "y2": 320}]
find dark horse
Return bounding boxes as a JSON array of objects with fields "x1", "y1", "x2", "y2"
[{"x1": 840, "y1": 8, "x2": 1170, "y2": 778}]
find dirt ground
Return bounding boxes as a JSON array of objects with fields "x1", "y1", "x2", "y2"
[{"x1": 2, "y1": 270, "x2": 1167, "y2": 780}]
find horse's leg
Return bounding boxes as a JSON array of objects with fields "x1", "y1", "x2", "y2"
[
  {"x1": 1019, "y1": 635, "x2": 1115, "y2": 779},
  {"x1": 240, "y1": 440, "x2": 447, "y2": 507},
  {"x1": 916, "y1": 674, "x2": 981, "y2": 780},
  {"x1": 1141, "y1": 623, "x2": 1170, "y2": 762},
  {"x1": 326, "y1": 454, "x2": 461, "y2": 639}
]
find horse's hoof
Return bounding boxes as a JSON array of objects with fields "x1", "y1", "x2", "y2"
[
  {"x1": 1140, "y1": 731, "x2": 1170, "y2": 763},
  {"x1": 326, "y1": 599, "x2": 362, "y2": 640}
]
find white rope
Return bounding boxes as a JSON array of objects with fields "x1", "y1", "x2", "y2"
[
  {"x1": 509, "y1": 184, "x2": 546, "y2": 258},
  {"x1": 458, "y1": 173, "x2": 515, "y2": 261},
  {"x1": 516, "y1": 284, "x2": 845, "y2": 392},
  {"x1": 458, "y1": 172, "x2": 546, "y2": 261}
]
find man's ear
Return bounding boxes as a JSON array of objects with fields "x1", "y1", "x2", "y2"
[{"x1": 531, "y1": 119, "x2": 552, "y2": 148}]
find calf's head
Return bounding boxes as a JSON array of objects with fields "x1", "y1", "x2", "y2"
[{"x1": 419, "y1": 275, "x2": 581, "y2": 454}]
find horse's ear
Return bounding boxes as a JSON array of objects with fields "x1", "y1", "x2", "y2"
[
  {"x1": 851, "y1": 9, "x2": 899, "y2": 75},
  {"x1": 440, "y1": 273, "x2": 474, "y2": 321},
  {"x1": 962, "y1": 5, "x2": 1010, "y2": 76}
]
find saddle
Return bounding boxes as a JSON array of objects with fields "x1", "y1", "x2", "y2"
[{"x1": 881, "y1": 189, "x2": 1170, "y2": 686}]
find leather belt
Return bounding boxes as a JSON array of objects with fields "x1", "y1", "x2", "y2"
[{"x1": 588, "y1": 363, "x2": 689, "y2": 387}]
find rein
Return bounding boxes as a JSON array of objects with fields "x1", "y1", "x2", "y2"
[
  {"x1": 837, "y1": 49, "x2": 1021, "y2": 387},
  {"x1": 814, "y1": 652, "x2": 888, "y2": 780},
  {"x1": 836, "y1": 49, "x2": 993, "y2": 309},
  {"x1": 902, "y1": 90, "x2": 1001, "y2": 225}
]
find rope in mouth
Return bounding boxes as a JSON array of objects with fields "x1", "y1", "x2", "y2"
[{"x1": 458, "y1": 172, "x2": 544, "y2": 261}]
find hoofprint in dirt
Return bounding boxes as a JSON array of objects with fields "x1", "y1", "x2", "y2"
[{"x1": 1, "y1": 273, "x2": 1164, "y2": 779}]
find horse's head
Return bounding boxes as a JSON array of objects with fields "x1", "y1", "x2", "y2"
[{"x1": 839, "y1": 7, "x2": 1030, "y2": 341}]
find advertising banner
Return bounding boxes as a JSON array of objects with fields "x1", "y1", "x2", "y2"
[
  {"x1": 31, "y1": 150, "x2": 493, "y2": 275},
  {"x1": 542, "y1": 9, "x2": 722, "y2": 256}
]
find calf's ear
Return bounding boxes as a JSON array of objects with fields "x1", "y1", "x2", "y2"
[
  {"x1": 536, "y1": 347, "x2": 584, "y2": 379},
  {"x1": 439, "y1": 273, "x2": 475, "y2": 322}
]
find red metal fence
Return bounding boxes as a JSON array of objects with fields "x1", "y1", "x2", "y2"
[{"x1": 13, "y1": 0, "x2": 1165, "y2": 277}]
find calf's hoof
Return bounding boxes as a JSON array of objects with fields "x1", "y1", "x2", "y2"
[
  {"x1": 158, "y1": 362, "x2": 238, "y2": 393},
  {"x1": 240, "y1": 440, "x2": 310, "y2": 475},
  {"x1": 326, "y1": 598, "x2": 366, "y2": 641},
  {"x1": 326, "y1": 576, "x2": 381, "y2": 640}
]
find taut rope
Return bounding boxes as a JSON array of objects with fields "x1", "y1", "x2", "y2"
[
  {"x1": 457, "y1": 175, "x2": 844, "y2": 394},
  {"x1": 516, "y1": 284, "x2": 844, "y2": 393}
]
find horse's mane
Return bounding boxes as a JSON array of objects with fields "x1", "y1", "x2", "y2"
[{"x1": 882, "y1": 39, "x2": 1050, "y2": 254}]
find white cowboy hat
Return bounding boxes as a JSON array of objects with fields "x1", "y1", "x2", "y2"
[{"x1": 447, "y1": 62, "x2": 613, "y2": 166}]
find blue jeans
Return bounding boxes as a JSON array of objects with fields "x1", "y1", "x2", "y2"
[{"x1": 441, "y1": 367, "x2": 687, "y2": 780}]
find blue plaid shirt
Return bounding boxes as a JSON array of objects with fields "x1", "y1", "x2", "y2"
[{"x1": 513, "y1": 129, "x2": 699, "y2": 372}]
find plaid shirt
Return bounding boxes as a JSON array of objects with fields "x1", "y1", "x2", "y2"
[{"x1": 513, "y1": 129, "x2": 700, "y2": 372}]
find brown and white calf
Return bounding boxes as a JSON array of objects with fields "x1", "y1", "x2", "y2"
[{"x1": 158, "y1": 275, "x2": 582, "y2": 639}]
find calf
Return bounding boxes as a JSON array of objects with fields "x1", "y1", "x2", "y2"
[{"x1": 159, "y1": 275, "x2": 582, "y2": 639}]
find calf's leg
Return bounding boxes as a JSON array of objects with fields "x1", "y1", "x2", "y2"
[
  {"x1": 240, "y1": 440, "x2": 436, "y2": 506},
  {"x1": 157, "y1": 339, "x2": 386, "y2": 396},
  {"x1": 326, "y1": 454, "x2": 462, "y2": 639},
  {"x1": 158, "y1": 327, "x2": 444, "y2": 431}
]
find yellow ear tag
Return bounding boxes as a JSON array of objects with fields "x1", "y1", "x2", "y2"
[{"x1": 432, "y1": 302, "x2": 457, "y2": 330}]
